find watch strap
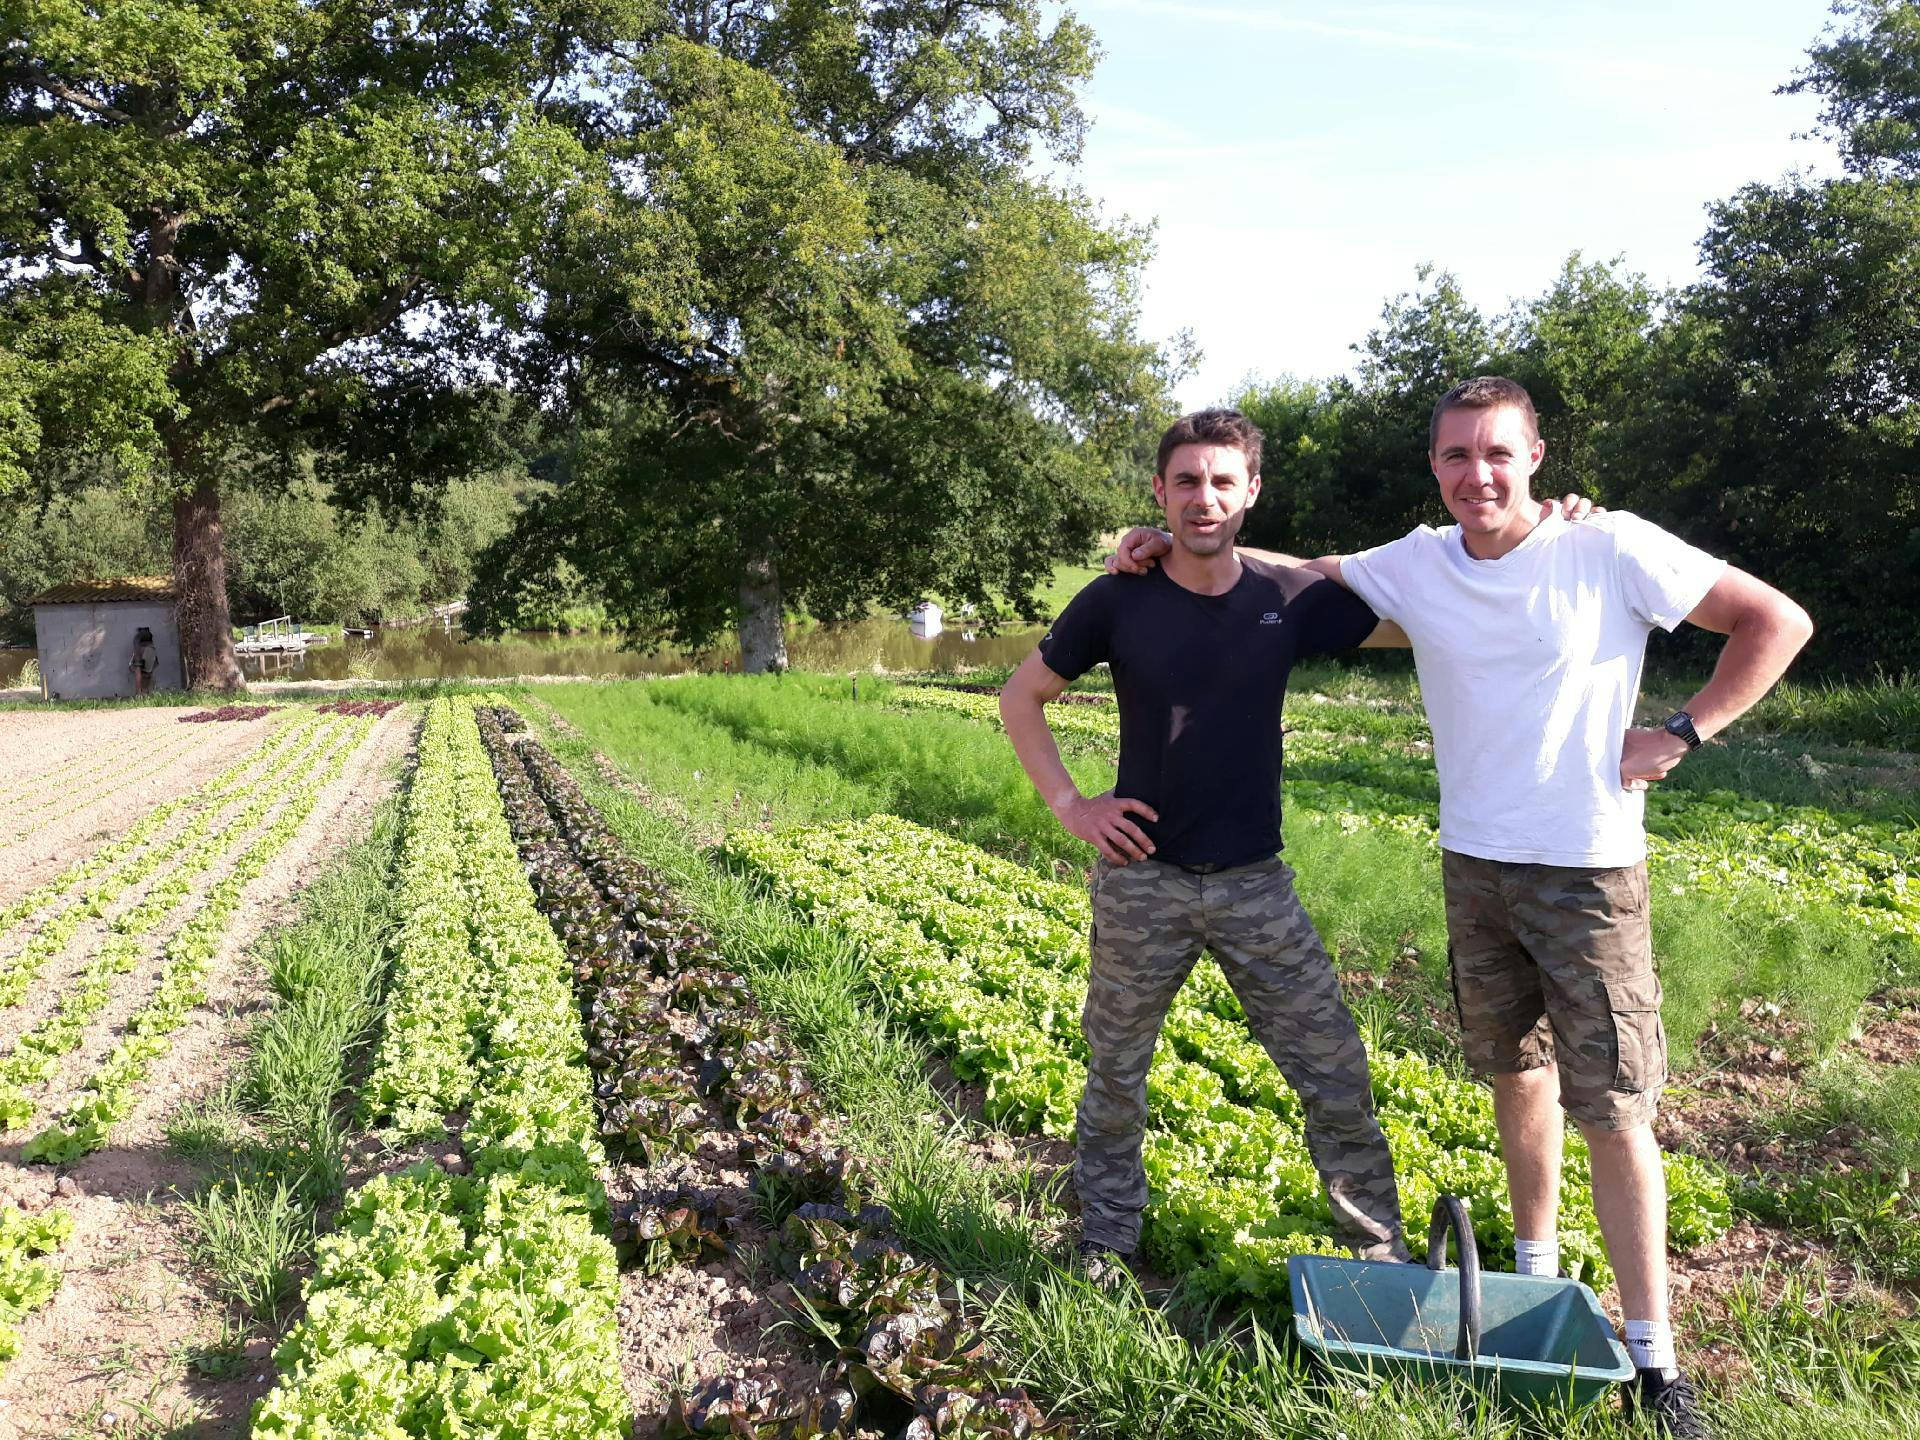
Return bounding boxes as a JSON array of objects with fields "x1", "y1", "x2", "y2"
[{"x1": 1664, "y1": 710, "x2": 1702, "y2": 750}]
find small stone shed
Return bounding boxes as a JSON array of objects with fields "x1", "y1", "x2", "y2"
[{"x1": 24, "y1": 576, "x2": 185, "y2": 699}]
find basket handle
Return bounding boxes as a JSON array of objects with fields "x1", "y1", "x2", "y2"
[{"x1": 1426, "y1": 1194, "x2": 1482, "y2": 1362}]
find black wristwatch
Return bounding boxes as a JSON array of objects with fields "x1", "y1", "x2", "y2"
[{"x1": 1663, "y1": 710, "x2": 1702, "y2": 751}]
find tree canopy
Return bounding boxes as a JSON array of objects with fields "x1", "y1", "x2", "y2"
[
  {"x1": 0, "y1": 1, "x2": 616, "y2": 684},
  {"x1": 469, "y1": 3, "x2": 1173, "y2": 669}
]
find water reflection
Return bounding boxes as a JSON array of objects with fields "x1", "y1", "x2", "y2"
[{"x1": 0, "y1": 617, "x2": 1047, "y2": 688}]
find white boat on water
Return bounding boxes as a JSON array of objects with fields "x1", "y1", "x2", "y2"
[{"x1": 909, "y1": 601, "x2": 943, "y2": 638}]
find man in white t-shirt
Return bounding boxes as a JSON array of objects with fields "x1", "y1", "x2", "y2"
[{"x1": 1112, "y1": 376, "x2": 1811, "y2": 1439}]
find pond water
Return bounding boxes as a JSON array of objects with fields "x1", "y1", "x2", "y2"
[{"x1": 0, "y1": 616, "x2": 1047, "y2": 689}]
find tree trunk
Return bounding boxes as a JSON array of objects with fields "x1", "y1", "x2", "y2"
[
  {"x1": 172, "y1": 474, "x2": 245, "y2": 692},
  {"x1": 738, "y1": 549, "x2": 788, "y2": 674}
]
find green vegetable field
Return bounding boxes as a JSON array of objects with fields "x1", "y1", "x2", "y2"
[{"x1": 0, "y1": 676, "x2": 1914, "y2": 1437}]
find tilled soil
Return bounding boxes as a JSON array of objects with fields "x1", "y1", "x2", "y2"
[
  {"x1": 0, "y1": 709, "x2": 283, "y2": 911},
  {"x1": 0, "y1": 707, "x2": 415, "y2": 1440},
  {"x1": 594, "y1": 979, "x2": 825, "y2": 1429}
]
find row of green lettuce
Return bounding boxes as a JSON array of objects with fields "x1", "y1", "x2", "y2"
[
  {"x1": 0, "y1": 1204, "x2": 69, "y2": 1380},
  {"x1": 253, "y1": 698, "x2": 627, "y2": 1438},
  {"x1": 0, "y1": 706, "x2": 320, "y2": 1006},
  {"x1": 0, "y1": 706, "x2": 317, "y2": 947},
  {"x1": 722, "y1": 814, "x2": 1731, "y2": 1298},
  {"x1": 3, "y1": 716, "x2": 211, "y2": 835},
  {"x1": 4, "y1": 711, "x2": 356, "y2": 1143},
  {"x1": 887, "y1": 683, "x2": 1919, "y2": 948}
]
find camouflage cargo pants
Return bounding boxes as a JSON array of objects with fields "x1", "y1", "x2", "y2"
[{"x1": 1076, "y1": 854, "x2": 1407, "y2": 1260}]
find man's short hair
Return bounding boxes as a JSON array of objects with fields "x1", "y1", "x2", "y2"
[
  {"x1": 1429, "y1": 376, "x2": 1539, "y2": 452},
  {"x1": 1156, "y1": 408, "x2": 1263, "y2": 479}
]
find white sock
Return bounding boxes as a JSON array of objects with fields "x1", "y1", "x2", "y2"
[
  {"x1": 1623, "y1": 1318, "x2": 1678, "y2": 1374},
  {"x1": 1514, "y1": 1237, "x2": 1558, "y2": 1276}
]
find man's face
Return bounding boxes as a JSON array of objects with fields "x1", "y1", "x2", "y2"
[
  {"x1": 1153, "y1": 443, "x2": 1260, "y2": 557},
  {"x1": 1430, "y1": 404, "x2": 1545, "y2": 544}
]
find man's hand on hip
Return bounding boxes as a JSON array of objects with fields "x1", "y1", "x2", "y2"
[
  {"x1": 1056, "y1": 791, "x2": 1160, "y2": 864},
  {"x1": 1620, "y1": 728, "x2": 1690, "y2": 791}
]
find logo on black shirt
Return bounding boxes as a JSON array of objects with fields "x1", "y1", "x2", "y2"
[{"x1": 1259, "y1": 612, "x2": 1282, "y2": 625}]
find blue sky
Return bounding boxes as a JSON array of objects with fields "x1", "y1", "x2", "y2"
[{"x1": 1061, "y1": 1, "x2": 1844, "y2": 407}]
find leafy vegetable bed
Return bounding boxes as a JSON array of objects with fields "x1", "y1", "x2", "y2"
[
  {"x1": 475, "y1": 706, "x2": 1058, "y2": 1438},
  {"x1": 314, "y1": 699, "x2": 401, "y2": 717},
  {"x1": 724, "y1": 815, "x2": 1731, "y2": 1295},
  {"x1": 179, "y1": 705, "x2": 275, "y2": 723},
  {"x1": 0, "y1": 711, "x2": 348, "y2": 1132},
  {"x1": 0, "y1": 1204, "x2": 69, "y2": 1380},
  {"x1": 0, "y1": 708, "x2": 321, "y2": 958},
  {"x1": 255, "y1": 697, "x2": 626, "y2": 1438},
  {"x1": 2, "y1": 719, "x2": 210, "y2": 836},
  {"x1": 21, "y1": 711, "x2": 379, "y2": 1161}
]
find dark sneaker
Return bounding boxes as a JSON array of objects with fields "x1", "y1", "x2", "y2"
[
  {"x1": 1623, "y1": 1369, "x2": 1714, "y2": 1440},
  {"x1": 1075, "y1": 1239, "x2": 1136, "y2": 1291}
]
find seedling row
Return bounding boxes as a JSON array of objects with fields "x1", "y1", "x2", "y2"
[{"x1": 0, "y1": 712, "x2": 360, "y2": 1135}]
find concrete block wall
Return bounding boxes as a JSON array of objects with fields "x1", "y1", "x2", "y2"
[{"x1": 33, "y1": 601, "x2": 185, "y2": 699}]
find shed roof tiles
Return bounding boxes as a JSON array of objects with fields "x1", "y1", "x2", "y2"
[{"x1": 24, "y1": 575, "x2": 177, "y2": 605}]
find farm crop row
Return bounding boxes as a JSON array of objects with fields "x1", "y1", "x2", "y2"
[
  {"x1": 0, "y1": 708, "x2": 223, "y2": 809},
  {"x1": 0, "y1": 712, "x2": 350, "y2": 1131},
  {"x1": 474, "y1": 706, "x2": 1057, "y2": 1437},
  {"x1": 890, "y1": 683, "x2": 1920, "y2": 948},
  {"x1": 256, "y1": 697, "x2": 626, "y2": 1437},
  {"x1": 0, "y1": 707, "x2": 320, "y2": 950},
  {"x1": 0, "y1": 711, "x2": 331, "y2": 1010},
  {"x1": 723, "y1": 814, "x2": 1731, "y2": 1295},
  {"x1": 178, "y1": 704, "x2": 275, "y2": 723},
  {"x1": 530, "y1": 678, "x2": 1920, "y2": 1440},
  {"x1": 22, "y1": 711, "x2": 378, "y2": 1161},
  {"x1": 1, "y1": 716, "x2": 212, "y2": 838},
  {"x1": 0, "y1": 1204, "x2": 68, "y2": 1381}
]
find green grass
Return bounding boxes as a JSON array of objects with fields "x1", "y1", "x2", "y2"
[
  {"x1": 181, "y1": 1177, "x2": 312, "y2": 1324},
  {"x1": 1710, "y1": 673, "x2": 1920, "y2": 753},
  {"x1": 544, "y1": 674, "x2": 1114, "y2": 871},
  {"x1": 171, "y1": 795, "x2": 404, "y2": 1325},
  {"x1": 1787, "y1": 1055, "x2": 1920, "y2": 1177},
  {"x1": 1018, "y1": 561, "x2": 1107, "y2": 621},
  {"x1": 1735, "y1": 1072, "x2": 1920, "y2": 1290}
]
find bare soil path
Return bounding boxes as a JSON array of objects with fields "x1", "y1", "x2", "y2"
[{"x1": 0, "y1": 706, "x2": 415, "y2": 1440}]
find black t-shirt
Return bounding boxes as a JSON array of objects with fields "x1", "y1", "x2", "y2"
[{"x1": 1039, "y1": 558, "x2": 1378, "y2": 868}]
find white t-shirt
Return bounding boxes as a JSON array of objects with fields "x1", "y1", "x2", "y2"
[{"x1": 1341, "y1": 510, "x2": 1725, "y2": 868}]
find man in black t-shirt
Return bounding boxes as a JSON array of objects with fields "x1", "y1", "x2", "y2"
[{"x1": 1000, "y1": 408, "x2": 1410, "y2": 1273}]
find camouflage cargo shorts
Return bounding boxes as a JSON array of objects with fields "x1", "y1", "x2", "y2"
[{"x1": 1440, "y1": 850, "x2": 1666, "y2": 1131}]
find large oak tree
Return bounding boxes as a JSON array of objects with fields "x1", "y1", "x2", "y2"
[
  {"x1": 470, "y1": 2, "x2": 1175, "y2": 669},
  {"x1": 0, "y1": 1, "x2": 619, "y2": 685}
]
